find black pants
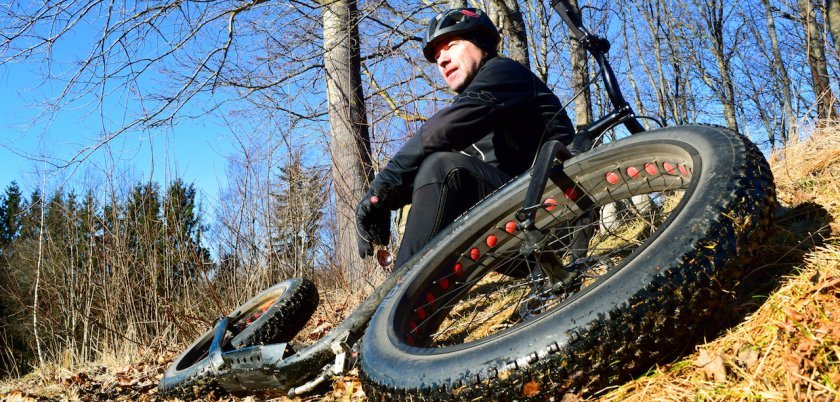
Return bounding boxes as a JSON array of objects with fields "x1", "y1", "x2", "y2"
[{"x1": 394, "y1": 152, "x2": 511, "y2": 268}]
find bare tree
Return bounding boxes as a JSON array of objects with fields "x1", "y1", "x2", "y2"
[
  {"x1": 634, "y1": 0, "x2": 675, "y2": 124},
  {"x1": 488, "y1": 0, "x2": 531, "y2": 67},
  {"x1": 522, "y1": 0, "x2": 551, "y2": 82},
  {"x1": 568, "y1": 0, "x2": 593, "y2": 129},
  {"x1": 826, "y1": 0, "x2": 840, "y2": 55},
  {"x1": 686, "y1": 0, "x2": 742, "y2": 131},
  {"x1": 738, "y1": 0, "x2": 797, "y2": 147},
  {"x1": 321, "y1": 0, "x2": 379, "y2": 288},
  {"x1": 764, "y1": 0, "x2": 796, "y2": 142},
  {"x1": 799, "y1": 0, "x2": 838, "y2": 120}
]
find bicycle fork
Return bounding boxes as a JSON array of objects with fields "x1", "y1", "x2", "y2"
[{"x1": 516, "y1": 140, "x2": 580, "y2": 292}]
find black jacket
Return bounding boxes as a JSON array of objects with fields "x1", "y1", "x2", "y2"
[{"x1": 372, "y1": 56, "x2": 574, "y2": 207}]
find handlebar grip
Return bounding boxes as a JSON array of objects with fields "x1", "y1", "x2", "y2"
[{"x1": 550, "y1": 0, "x2": 589, "y2": 41}]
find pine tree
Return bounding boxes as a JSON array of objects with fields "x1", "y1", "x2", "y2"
[
  {"x1": 0, "y1": 183, "x2": 32, "y2": 377},
  {"x1": 162, "y1": 179, "x2": 208, "y2": 285},
  {"x1": 0, "y1": 182, "x2": 23, "y2": 249},
  {"x1": 270, "y1": 154, "x2": 326, "y2": 279}
]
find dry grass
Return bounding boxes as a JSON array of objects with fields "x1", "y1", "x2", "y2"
[
  {"x1": 595, "y1": 245, "x2": 838, "y2": 402},
  {"x1": 431, "y1": 272, "x2": 527, "y2": 344},
  {"x1": 769, "y1": 128, "x2": 840, "y2": 233}
]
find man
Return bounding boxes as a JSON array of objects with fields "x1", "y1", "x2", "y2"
[{"x1": 356, "y1": 7, "x2": 575, "y2": 269}]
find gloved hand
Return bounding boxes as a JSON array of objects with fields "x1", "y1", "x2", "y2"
[{"x1": 355, "y1": 188, "x2": 392, "y2": 258}]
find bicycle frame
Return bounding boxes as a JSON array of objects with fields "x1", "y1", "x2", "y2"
[{"x1": 551, "y1": 0, "x2": 645, "y2": 138}]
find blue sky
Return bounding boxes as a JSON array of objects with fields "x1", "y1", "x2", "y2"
[{"x1": 0, "y1": 59, "x2": 235, "y2": 204}]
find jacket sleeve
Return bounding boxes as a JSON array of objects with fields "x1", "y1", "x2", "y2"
[{"x1": 371, "y1": 60, "x2": 535, "y2": 207}]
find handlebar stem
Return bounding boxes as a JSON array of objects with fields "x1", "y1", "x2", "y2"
[{"x1": 550, "y1": 0, "x2": 645, "y2": 136}]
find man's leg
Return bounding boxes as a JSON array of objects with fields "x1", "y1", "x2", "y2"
[{"x1": 394, "y1": 152, "x2": 510, "y2": 268}]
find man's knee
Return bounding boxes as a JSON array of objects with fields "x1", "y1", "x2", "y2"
[{"x1": 414, "y1": 152, "x2": 470, "y2": 188}]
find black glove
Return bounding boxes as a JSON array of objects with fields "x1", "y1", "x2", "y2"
[{"x1": 355, "y1": 188, "x2": 392, "y2": 258}]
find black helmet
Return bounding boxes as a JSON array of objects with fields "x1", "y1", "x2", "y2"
[{"x1": 422, "y1": 8, "x2": 500, "y2": 63}]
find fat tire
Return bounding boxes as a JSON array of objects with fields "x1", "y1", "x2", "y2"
[
  {"x1": 360, "y1": 126, "x2": 775, "y2": 400},
  {"x1": 158, "y1": 278, "x2": 318, "y2": 398},
  {"x1": 218, "y1": 260, "x2": 418, "y2": 394}
]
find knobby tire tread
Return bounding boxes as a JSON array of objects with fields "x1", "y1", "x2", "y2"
[{"x1": 231, "y1": 278, "x2": 319, "y2": 348}]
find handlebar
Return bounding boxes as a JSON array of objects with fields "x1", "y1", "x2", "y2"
[{"x1": 549, "y1": 0, "x2": 645, "y2": 136}]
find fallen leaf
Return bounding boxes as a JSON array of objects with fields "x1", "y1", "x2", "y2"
[
  {"x1": 736, "y1": 346, "x2": 760, "y2": 370},
  {"x1": 561, "y1": 393, "x2": 583, "y2": 402},
  {"x1": 70, "y1": 372, "x2": 90, "y2": 386},
  {"x1": 1, "y1": 390, "x2": 38, "y2": 402},
  {"x1": 522, "y1": 380, "x2": 540, "y2": 397},
  {"x1": 785, "y1": 307, "x2": 805, "y2": 322},
  {"x1": 695, "y1": 349, "x2": 727, "y2": 382}
]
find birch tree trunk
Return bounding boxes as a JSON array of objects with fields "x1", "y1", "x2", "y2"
[
  {"x1": 568, "y1": 0, "x2": 592, "y2": 129},
  {"x1": 321, "y1": 0, "x2": 379, "y2": 288},
  {"x1": 800, "y1": 0, "x2": 838, "y2": 120},
  {"x1": 762, "y1": 0, "x2": 796, "y2": 144},
  {"x1": 826, "y1": 0, "x2": 840, "y2": 55},
  {"x1": 488, "y1": 0, "x2": 531, "y2": 67}
]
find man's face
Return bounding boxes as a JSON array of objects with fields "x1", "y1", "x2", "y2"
[{"x1": 433, "y1": 36, "x2": 486, "y2": 93}]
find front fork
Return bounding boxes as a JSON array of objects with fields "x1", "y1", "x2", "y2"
[{"x1": 516, "y1": 140, "x2": 579, "y2": 291}]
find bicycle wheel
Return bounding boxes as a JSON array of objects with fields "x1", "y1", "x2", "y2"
[
  {"x1": 360, "y1": 126, "x2": 775, "y2": 400},
  {"x1": 159, "y1": 277, "x2": 318, "y2": 397},
  {"x1": 218, "y1": 260, "x2": 417, "y2": 394}
]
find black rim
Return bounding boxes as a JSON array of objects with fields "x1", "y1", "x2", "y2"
[{"x1": 392, "y1": 143, "x2": 699, "y2": 351}]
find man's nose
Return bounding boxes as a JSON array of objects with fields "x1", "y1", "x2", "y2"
[{"x1": 436, "y1": 50, "x2": 450, "y2": 67}]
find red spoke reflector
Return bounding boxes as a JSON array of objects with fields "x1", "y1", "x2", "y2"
[
  {"x1": 416, "y1": 307, "x2": 427, "y2": 319},
  {"x1": 663, "y1": 162, "x2": 676, "y2": 174},
  {"x1": 605, "y1": 171, "x2": 620, "y2": 185},
  {"x1": 425, "y1": 292, "x2": 436, "y2": 304},
  {"x1": 438, "y1": 277, "x2": 450, "y2": 290},
  {"x1": 645, "y1": 163, "x2": 658, "y2": 175},
  {"x1": 505, "y1": 221, "x2": 517, "y2": 234},
  {"x1": 470, "y1": 248, "x2": 480, "y2": 261},
  {"x1": 453, "y1": 262, "x2": 464, "y2": 276},
  {"x1": 486, "y1": 235, "x2": 498, "y2": 248},
  {"x1": 627, "y1": 166, "x2": 640, "y2": 178},
  {"x1": 564, "y1": 187, "x2": 579, "y2": 201},
  {"x1": 406, "y1": 334, "x2": 416, "y2": 346},
  {"x1": 409, "y1": 321, "x2": 418, "y2": 331},
  {"x1": 543, "y1": 198, "x2": 558, "y2": 211},
  {"x1": 679, "y1": 165, "x2": 688, "y2": 176},
  {"x1": 376, "y1": 249, "x2": 393, "y2": 267}
]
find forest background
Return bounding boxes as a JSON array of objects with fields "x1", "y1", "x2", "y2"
[{"x1": 0, "y1": 0, "x2": 836, "y2": 381}]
